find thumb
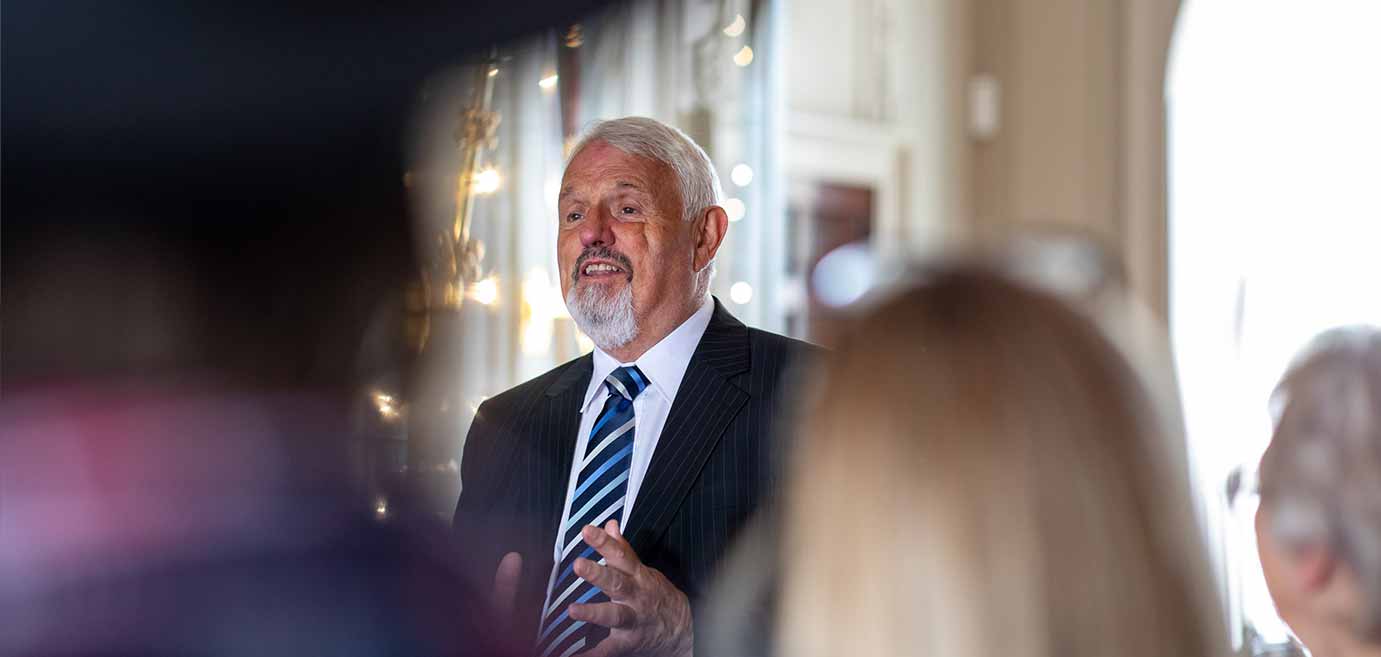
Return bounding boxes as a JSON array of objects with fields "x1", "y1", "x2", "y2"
[{"x1": 492, "y1": 551, "x2": 523, "y2": 615}]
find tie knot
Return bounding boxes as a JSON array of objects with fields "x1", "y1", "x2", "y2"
[{"x1": 605, "y1": 365, "x2": 648, "y2": 401}]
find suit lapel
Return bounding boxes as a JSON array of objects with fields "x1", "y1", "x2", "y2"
[
  {"x1": 505, "y1": 356, "x2": 590, "y2": 627},
  {"x1": 624, "y1": 300, "x2": 752, "y2": 554},
  {"x1": 538, "y1": 355, "x2": 591, "y2": 535}
]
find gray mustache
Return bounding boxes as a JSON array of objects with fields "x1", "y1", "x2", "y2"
[{"x1": 573, "y1": 247, "x2": 635, "y2": 280}]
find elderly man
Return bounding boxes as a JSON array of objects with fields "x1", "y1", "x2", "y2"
[
  {"x1": 453, "y1": 117, "x2": 814, "y2": 657},
  {"x1": 1257, "y1": 326, "x2": 1381, "y2": 657}
]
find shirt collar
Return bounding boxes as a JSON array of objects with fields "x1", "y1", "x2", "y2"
[{"x1": 581, "y1": 296, "x2": 715, "y2": 413}]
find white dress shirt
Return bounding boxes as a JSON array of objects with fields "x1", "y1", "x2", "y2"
[{"x1": 551, "y1": 297, "x2": 715, "y2": 562}]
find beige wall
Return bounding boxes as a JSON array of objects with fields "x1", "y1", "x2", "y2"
[
  {"x1": 969, "y1": 0, "x2": 1180, "y2": 319},
  {"x1": 787, "y1": 0, "x2": 1181, "y2": 318},
  {"x1": 970, "y1": 0, "x2": 1121, "y2": 239}
]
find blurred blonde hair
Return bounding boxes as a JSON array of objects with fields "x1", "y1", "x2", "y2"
[{"x1": 776, "y1": 267, "x2": 1225, "y2": 657}]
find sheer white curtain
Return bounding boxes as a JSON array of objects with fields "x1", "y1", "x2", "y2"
[{"x1": 405, "y1": 0, "x2": 784, "y2": 488}]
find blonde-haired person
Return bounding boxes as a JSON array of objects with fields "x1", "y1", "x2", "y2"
[
  {"x1": 1257, "y1": 326, "x2": 1381, "y2": 657},
  {"x1": 775, "y1": 267, "x2": 1226, "y2": 657}
]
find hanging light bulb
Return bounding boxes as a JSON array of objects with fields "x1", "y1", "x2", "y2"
[
  {"x1": 470, "y1": 276, "x2": 499, "y2": 305},
  {"x1": 723, "y1": 14, "x2": 746, "y2": 37},
  {"x1": 472, "y1": 167, "x2": 501, "y2": 195},
  {"x1": 730, "y1": 281, "x2": 754, "y2": 304},
  {"x1": 723, "y1": 197, "x2": 746, "y2": 222},
  {"x1": 730, "y1": 163, "x2": 754, "y2": 187},
  {"x1": 372, "y1": 390, "x2": 402, "y2": 421},
  {"x1": 733, "y1": 46, "x2": 754, "y2": 67}
]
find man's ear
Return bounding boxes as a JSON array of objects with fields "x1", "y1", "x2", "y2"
[
  {"x1": 693, "y1": 205, "x2": 729, "y2": 273},
  {"x1": 1292, "y1": 542, "x2": 1339, "y2": 593}
]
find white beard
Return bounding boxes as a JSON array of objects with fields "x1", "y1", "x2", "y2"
[{"x1": 566, "y1": 281, "x2": 639, "y2": 351}]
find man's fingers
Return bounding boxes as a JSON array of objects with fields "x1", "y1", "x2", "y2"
[
  {"x1": 574, "y1": 557, "x2": 634, "y2": 600},
  {"x1": 569, "y1": 601, "x2": 637, "y2": 629},
  {"x1": 582, "y1": 522, "x2": 640, "y2": 575},
  {"x1": 492, "y1": 552, "x2": 522, "y2": 615}
]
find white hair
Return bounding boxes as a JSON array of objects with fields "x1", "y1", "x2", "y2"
[
  {"x1": 568, "y1": 117, "x2": 723, "y2": 300},
  {"x1": 1260, "y1": 325, "x2": 1381, "y2": 639},
  {"x1": 570, "y1": 117, "x2": 724, "y2": 223}
]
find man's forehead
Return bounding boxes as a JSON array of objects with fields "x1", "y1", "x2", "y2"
[
  {"x1": 559, "y1": 178, "x2": 649, "y2": 198},
  {"x1": 563, "y1": 142, "x2": 670, "y2": 185}
]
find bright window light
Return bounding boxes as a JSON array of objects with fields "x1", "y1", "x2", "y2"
[{"x1": 1169, "y1": 0, "x2": 1381, "y2": 649}]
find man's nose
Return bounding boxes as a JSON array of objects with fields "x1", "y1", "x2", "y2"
[{"x1": 580, "y1": 207, "x2": 616, "y2": 248}]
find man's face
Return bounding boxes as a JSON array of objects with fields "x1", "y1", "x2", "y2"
[
  {"x1": 557, "y1": 141, "x2": 701, "y2": 346},
  {"x1": 1256, "y1": 505, "x2": 1302, "y2": 626}
]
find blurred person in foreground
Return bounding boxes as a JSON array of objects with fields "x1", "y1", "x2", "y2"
[
  {"x1": 1257, "y1": 327, "x2": 1381, "y2": 657},
  {"x1": 769, "y1": 267, "x2": 1226, "y2": 657},
  {"x1": 0, "y1": 385, "x2": 503, "y2": 657},
  {"x1": 452, "y1": 117, "x2": 816, "y2": 657}
]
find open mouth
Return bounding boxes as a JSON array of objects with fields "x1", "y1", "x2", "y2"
[{"x1": 578, "y1": 259, "x2": 630, "y2": 280}]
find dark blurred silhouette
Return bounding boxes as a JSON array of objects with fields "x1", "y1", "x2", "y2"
[
  {"x1": 0, "y1": 384, "x2": 511, "y2": 656},
  {"x1": 1257, "y1": 326, "x2": 1381, "y2": 657},
  {"x1": 2, "y1": 0, "x2": 612, "y2": 389}
]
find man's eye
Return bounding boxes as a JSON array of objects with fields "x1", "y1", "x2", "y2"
[
  {"x1": 621, "y1": 206, "x2": 638, "y2": 215},
  {"x1": 566, "y1": 212, "x2": 583, "y2": 223}
]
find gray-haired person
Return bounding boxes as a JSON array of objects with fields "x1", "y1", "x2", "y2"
[
  {"x1": 1257, "y1": 326, "x2": 1381, "y2": 657},
  {"x1": 452, "y1": 117, "x2": 816, "y2": 657}
]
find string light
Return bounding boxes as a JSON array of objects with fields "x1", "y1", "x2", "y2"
[
  {"x1": 470, "y1": 276, "x2": 499, "y2": 305},
  {"x1": 375, "y1": 498, "x2": 389, "y2": 520},
  {"x1": 372, "y1": 391, "x2": 401, "y2": 421},
  {"x1": 564, "y1": 24, "x2": 584, "y2": 48},
  {"x1": 723, "y1": 197, "x2": 746, "y2": 222},
  {"x1": 730, "y1": 281, "x2": 754, "y2": 304},
  {"x1": 538, "y1": 73, "x2": 559, "y2": 90},
  {"x1": 731, "y1": 163, "x2": 754, "y2": 187},
  {"x1": 472, "y1": 167, "x2": 501, "y2": 195},
  {"x1": 488, "y1": 67, "x2": 499, "y2": 78},
  {"x1": 733, "y1": 46, "x2": 754, "y2": 67},
  {"x1": 723, "y1": 14, "x2": 746, "y2": 37}
]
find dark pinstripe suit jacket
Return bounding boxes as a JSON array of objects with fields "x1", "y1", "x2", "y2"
[{"x1": 453, "y1": 299, "x2": 816, "y2": 648}]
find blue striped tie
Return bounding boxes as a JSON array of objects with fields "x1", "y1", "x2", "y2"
[{"x1": 536, "y1": 365, "x2": 648, "y2": 657}]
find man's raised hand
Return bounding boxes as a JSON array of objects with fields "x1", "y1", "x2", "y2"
[{"x1": 568, "y1": 521, "x2": 694, "y2": 657}]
